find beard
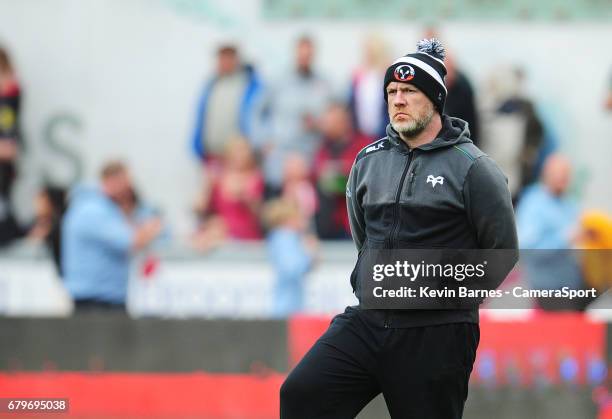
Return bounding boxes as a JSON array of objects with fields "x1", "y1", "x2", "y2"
[{"x1": 391, "y1": 105, "x2": 435, "y2": 138}]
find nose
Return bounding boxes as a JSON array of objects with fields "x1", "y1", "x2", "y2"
[{"x1": 393, "y1": 92, "x2": 407, "y2": 107}]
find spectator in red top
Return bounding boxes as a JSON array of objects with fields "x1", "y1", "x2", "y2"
[
  {"x1": 313, "y1": 102, "x2": 370, "y2": 239},
  {"x1": 195, "y1": 136, "x2": 264, "y2": 242},
  {"x1": 282, "y1": 153, "x2": 318, "y2": 233},
  {"x1": 0, "y1": 46, "x2": 23, "y2": 247}
]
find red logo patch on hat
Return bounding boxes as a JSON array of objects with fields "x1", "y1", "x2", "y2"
[{"x1": 394, "y1": 64, "x2": 415, "y2": 81}]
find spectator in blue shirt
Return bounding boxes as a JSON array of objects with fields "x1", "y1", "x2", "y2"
[
  {"x1": 263, "y1": 198, "x2": 316, "y2": 318},
  {"x1": 516, "y1": 154, "x2": 583, "y2": 303},
  {"x1": 62, "y1": 161, "x2": 163, "y2": 313},
  {"x1": 516, "y1": 154, "x2": 578, "y2": 249}
]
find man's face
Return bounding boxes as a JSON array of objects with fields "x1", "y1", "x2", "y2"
[
  {"x1": 103, "y1": 171, "x2": 133, "y2": 204},
  {"x1": 386, "y1": 81, "x2": 435, "y2": 138},
  {"x1": 296, "y1": 40, "x2": 314, "y2": 71},
  {"x1": 542, "y1": 156, "x2": 571, "y2": 196},
  {"x1": 217, "y1": 50, "x2": 238, "y2": 76}
]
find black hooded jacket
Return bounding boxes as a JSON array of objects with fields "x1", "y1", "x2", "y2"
[{"x1": 346, "y1": 116, "x2": 518, "y2": 327}]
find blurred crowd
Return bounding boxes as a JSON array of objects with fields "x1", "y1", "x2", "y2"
[{"x1": 1, "y1": 29, "x2": 611, "y2": 316}]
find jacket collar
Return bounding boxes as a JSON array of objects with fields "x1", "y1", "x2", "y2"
[{"x1": 386, "y1": 115, "x2": 472, "y2": 152}]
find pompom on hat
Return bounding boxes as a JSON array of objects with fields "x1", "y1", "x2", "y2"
[{"x1": 383, "y1": 38, "x2": 448, "y2": 113}]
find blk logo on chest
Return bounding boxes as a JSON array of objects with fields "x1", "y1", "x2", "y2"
[{"x1": 426, "y1": 175, "x2": 445, "y2": 188}]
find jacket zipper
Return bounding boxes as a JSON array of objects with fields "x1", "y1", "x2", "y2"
[
  {"x1": 384, "y1": 150, "x2": 414, "y2": 329},
  {"x1": 386, "y1": 150, "x2": 414, "y2": 249}
]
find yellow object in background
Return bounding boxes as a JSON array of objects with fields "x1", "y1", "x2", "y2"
[
  {"x1": 577, "y1": 210, "x2": 612, "y2": 291},
  {"x1": 0, "y1": 105, "x2": 16, "y2": 131}
]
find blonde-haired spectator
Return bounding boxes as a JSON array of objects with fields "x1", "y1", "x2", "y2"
[
  {"x1": 194, "y1": 136, "x2": 264, "y2": 245},
  {"x1": 263, "y1": 198, "x2": 317, "y2": 318},
  {"x1": 348, "y1": 33, "x2": 390, "y2": 141}
]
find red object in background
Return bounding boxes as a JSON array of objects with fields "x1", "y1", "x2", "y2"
[
  {"x1": 141, "y1": 255, "x2": 159, "y2": 278},
  {"x1": 0, "y1": 80, "x2": 19, "y2": 97},
  {"x1": 0, "y1": 373, "x2": 284, "y2": 418},
  {"x1": 0, "y1": 313, "x2": 607, "y2": 418},
  {"x1": 477, "y1": 311, "x2": 605, "y2": 386},
  {"x1": 287, "y1": 311, "x2": 606, "y2": 386},
  {"x1": 312, "y1": 134, "x2": 371, "y2": 235},
  {"x1": 209, "y1": 172, "x2": 264, "y2": 240},
  {"x1": 287, "y1": 314, "x2": 331, "y2": 367}
]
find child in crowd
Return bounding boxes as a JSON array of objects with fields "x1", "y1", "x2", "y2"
[{"x1": 262, "y1": 198, "x2": 317, "y2": 318}]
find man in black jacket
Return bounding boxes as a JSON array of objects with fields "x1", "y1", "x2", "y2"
[{"x1": 280, "y1": 39, "x2": 518, "y2": 419}]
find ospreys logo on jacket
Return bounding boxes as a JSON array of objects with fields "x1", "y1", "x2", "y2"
[{"x1": 346, "y1": 115, "x2": 518, "y2": 328}]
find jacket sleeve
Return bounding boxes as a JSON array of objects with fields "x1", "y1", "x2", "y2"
[
  {"x1": 75, "y1": 207, "x2": 134, "y2": 254},
  {"x1": 463, "y1": 156, "x2": 518, "y2": 250},
  {"x1": 346, "y1": 160, "x2": 366, "y2": 251},
  {"x1": 190, "y1": 81, "x2": 213, "y2": 160}
]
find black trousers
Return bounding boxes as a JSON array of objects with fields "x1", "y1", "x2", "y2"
[{"x1": 280, "y1": 307, "x2": 479, "y2": 419}]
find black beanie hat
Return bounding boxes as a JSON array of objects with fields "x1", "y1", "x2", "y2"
[{"x1": 383, "y1": 38, "x2": 448, "y2": 113}]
